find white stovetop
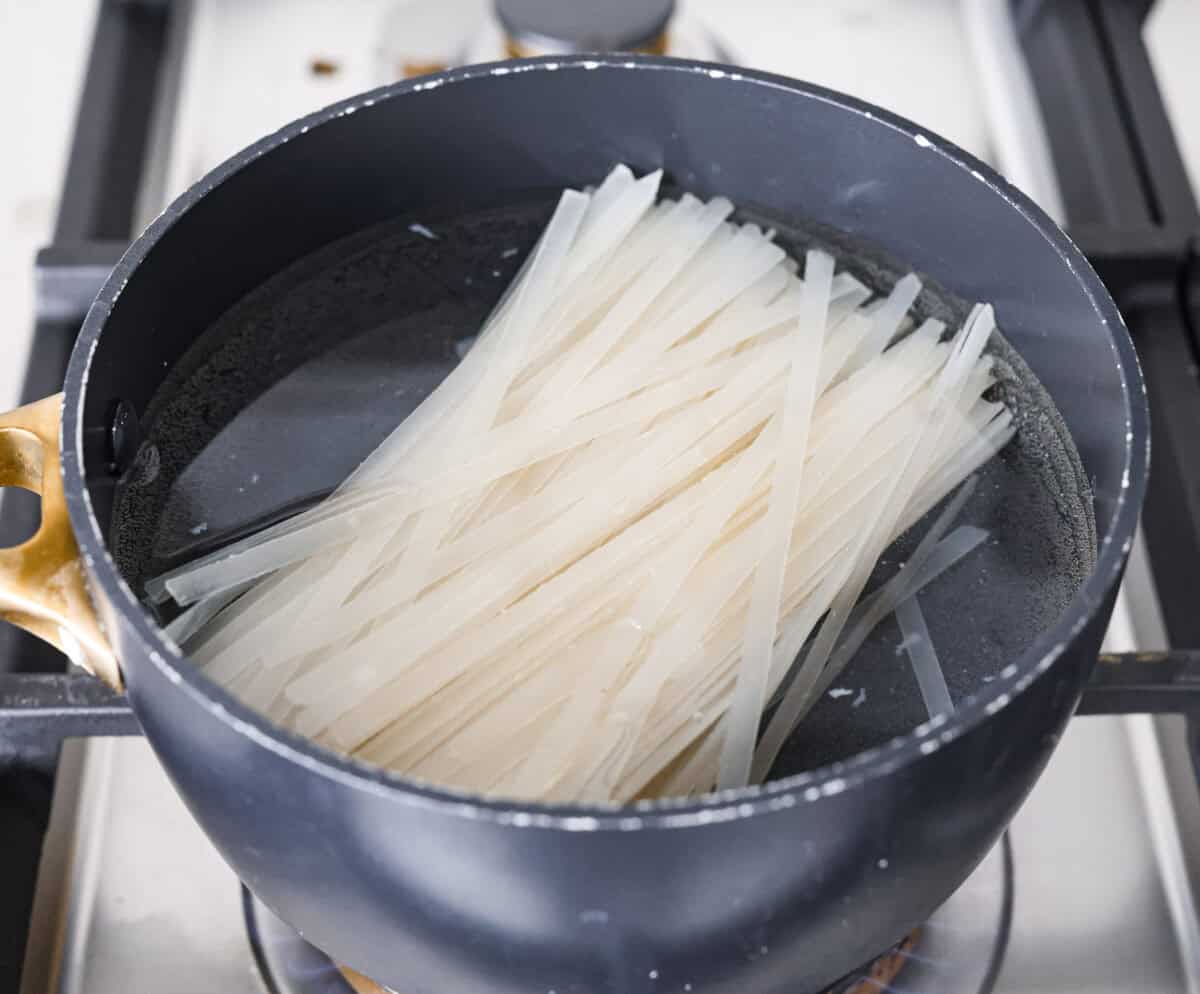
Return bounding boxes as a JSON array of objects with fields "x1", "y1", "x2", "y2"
[
  {"x1": 0, "y1": 0, "x2": 95, "y2": 412},
  {"x1": 6, "y1": 2, "x2": 1200, "y2": 993}
]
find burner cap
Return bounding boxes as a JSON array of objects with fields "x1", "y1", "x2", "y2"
[
  {"x1": 825, "y1": 931, "x2": 919, "y2": 994},
  {"x1": 495, "y1": 0, "x2": 674, "y2": 55}
]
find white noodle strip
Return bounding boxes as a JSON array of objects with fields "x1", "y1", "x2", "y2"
[
  {"x1": 764, "y1": 523, "x2": 988, "y2": 728},
  {"x1": 152, "y1": 504, "x2": 374, "y2": 606},
  {"x1": 270, "y1": 352, "x2": 789, "y2": 671},
  {"x1": 322, "y1": 371, "x2": 770, "y2": 678},
  {"x1": 657, "y1": 731, "x2": 723, "y2": 799},
  {"x1": 617, "y1": 424, "x2": 993, "y2": 795},
  {"x1": 841, "y1": 273, "x2": 922, "y2": 376},
  {"x1": 831, "y1": 271, "x2": 870, "y2": 303},
  {"x1": 718, "y1": 249, "x2": 833, "y2": 790},
  {"x1": 398, "y1": 343, "x2": 784, "y2": 504},
  {"x1": 532, "y1": 197, "x2": 731, "y2": 403},
  {"x1": 193, "y1": 554, "x2": 340, "y2": 685},
  {"x1": 510, "y1": 200, "x2": 677, "y2": 389},
  {"x1": 572, "y1": 280, "x2": 807, "y2": 407},
  {"x1": 589, "y1": 231, "x2": 786, "y2": 382},
  {"x1": 816, "y1": 524, "x2": 987, "y2": 695},
  {"x1": 518, "y1": 169, "x2": 664, "y2": 372},
  {"x1": 284, "y1": 431, "x2": 747, "y2": 727},
  {"x1": 753, "y1": 305, "x2": 995, "y2": 779},
  {"x1": 816, "y1": 313, "x2": 872, "y2": 392},
  {"x1": 363, "y1": 170, "x2": 646, "y2": 474},
  {"x1": 820, "y1": 477, "x2": 977, "y2": 675},
  {"x1": 559, "y1": 167, "x2": 647, "y2": 285},
  {"x1": 906, "y1": 412, "x2": 1012, "y2": 525},
  {"x1": 588, "y1": 444, "x2": 903, "y2": 796},
  {"x1": 896, "y1": 595, "x2": 954, "y2": 717},
  {"x1": 574, "y1": 368, "x2": 994, "y2": 792},
  {"x1": 386, "y1": 188, "x2": 592, "y2": 587},
  {"x1": 339, "y1": 589, "x2": 622, "y2": 758},
  {"x1": 295, "y1": 505, "x2": 684, "y2": 739},
  {"x1": 162, "y1": 580, "x2": 255, "y2": 647},
  {"x1": 188, "y1": 556, "x2": 317, "y2": 662},
  {"x1": 311, "y1": 268, "x2": 799, "y2": 515},
  {"x1": 508, "y1": 417, "x2": 780, "y2": 797}
]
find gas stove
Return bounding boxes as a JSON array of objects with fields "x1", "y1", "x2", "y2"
[{"x1": 3, "y1": 1, "x2": 1200, "y2": 993}]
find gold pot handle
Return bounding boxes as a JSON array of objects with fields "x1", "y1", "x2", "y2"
[{"x1": 0, "y1": 394, "x2": 122, "y2": 690}]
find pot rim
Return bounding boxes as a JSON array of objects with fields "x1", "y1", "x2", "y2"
[{"x1": 60, "y1": 53, "x2": 1149, "y2": 831}]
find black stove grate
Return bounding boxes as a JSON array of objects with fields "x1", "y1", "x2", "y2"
[
  {"x1": 0, "y1": 2, "x2": 172, "y2": 989},
  {"x1": 1016, "y1": 0, "x2": 1200, "y2": 648}
]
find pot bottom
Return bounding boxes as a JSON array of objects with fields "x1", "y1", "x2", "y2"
[{"x1": 244, "y1": 835, "x2": 1010, "y2": 994}]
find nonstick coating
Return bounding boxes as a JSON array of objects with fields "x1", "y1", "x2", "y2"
[
  {"x1": 58, "y1": 57, "x2": 1144, "y2": 994},
  {"x1": 108, "y1": 194, "x2": 1096, "y2": 778}
]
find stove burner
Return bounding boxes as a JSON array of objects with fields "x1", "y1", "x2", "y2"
[
  {"x1": 245, "y1": 835, "x2": 1011, "y2": 994},
  {"x1": 824, "y1": 931, "x2": 920, "y2": 994}
]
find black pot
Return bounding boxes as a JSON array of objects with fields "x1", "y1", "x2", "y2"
[{"x1": 0, "y1": 57, "x2": 1146, "y2": 994}]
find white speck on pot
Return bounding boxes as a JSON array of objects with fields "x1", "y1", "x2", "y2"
[
  {"x1": 408, "y1": 223, "x2": 438, "y2": 240},
  {"x1": 190, "y1": 522, "x2": 208, "y2": 536},
  {"x1": 822, "y1": 778, "x2": 847, "y2": 797}
]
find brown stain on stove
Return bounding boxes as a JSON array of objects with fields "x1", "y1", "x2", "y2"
[{"x1": 400, "y1": 59, "x2": 449, "y2": 79}]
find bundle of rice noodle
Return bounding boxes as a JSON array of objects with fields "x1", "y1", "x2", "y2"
[{"x1": 152, "y1": 164, "x2": 1013, "y2": 803}]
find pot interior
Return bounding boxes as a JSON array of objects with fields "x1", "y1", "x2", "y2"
[{"x1": 73, "y1": 61, "x2": 1128, "y2": 784}]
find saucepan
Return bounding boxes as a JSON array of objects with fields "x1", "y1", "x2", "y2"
[{"x1": 0, "y1": 56, "x2": 1146, "y2": 994}]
